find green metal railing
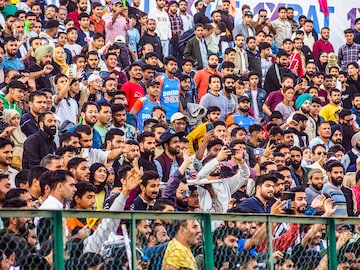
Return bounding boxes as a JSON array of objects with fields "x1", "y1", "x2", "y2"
[{"x1": 0, "y1": 209, "x2": 359, "y2": 269}]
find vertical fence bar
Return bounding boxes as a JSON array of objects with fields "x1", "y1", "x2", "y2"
[
  {"x1": 53, "y1": 211, "x2": 64, "y2": 270},
  {"x1": 327, "y1": 218, "x2": 337, "y2": 270},
  {"x1": 203, "y1": 213, "x2": 214, "y2": 269},
  {"x1": 131, "y1": 213, "x2": 137, "y2": 270},
  {"x1": 266, "y1": 216, "x2": 274, "y2": 270}
]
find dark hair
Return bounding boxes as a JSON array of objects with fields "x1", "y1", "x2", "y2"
[
  {"x1": 138, "y1": 131, "x2": 155, "y2": 143},
  {"x1": 141, "y1": 171, "x2": 160, "y2": 187},
  {"x1": 40, "y1": 154, "x2": 62, "y2": 168},
  {"x1": 289, "y1": 186, "x2": 306, "y2": 193},
  {"x1": 153, "y1": 197, "x2": 175, "y2": 211},
  {"x1": 59, "y1": 132, "x2": 79, "y2": 146},
  {"x1": 221, "y1": 61, "x2": 235, "y2": 69},
  {"x1": 213, "y1": 120, "x2": 226, "y2": 129},
  {"x1": 105, "y1": 128, "x2": 124, "y2": 144},
  {"x1": 0, "y1": 137, "x2": 14, "y2": 149},
  {"x1": 78, "y1": 12, "x2": 90, "y2": 20},
  {"x1": 324, "y1": 160, "x2": 343, "y2": 172},
  {"x1": 81, "y1": 101, "x2": 99, "y2": 113},
  {"x1": 74, "y1": 182, "x2": 96, "y2": 200},
  {"x1": 27, "y1": 166, "x2": 48, "y2": 187},
  {"x1": 290, "y1": 146, "x2": 302, "y2": 154},
  {"x1": 48, "y1": 170, "x2": 74, "y2": 191},
  {"x1": 38, "y1": 112, "x2": 54, "y2": 124},
  {"x1": 67, "y1": 157, "x2": 87, "y2": 170},
  {"x1": 329, "y1": 144, "x2": 345, "y2": 154},
  {"x1": 208, "y1": 74, "x2": 222, "y2": 84},
  {"x1": 164, "y1": 56, "x2": 178, "y2": 65},
  {"x1": 5, "y1": 188, "x2": 28, "y2": 201},
  {"x1": 15, "y1": 169, "x2": 29, "y2": 188},
  {"x1": 111, "y1": 104, "x2": 127, "y2": 115},
  {"x1": 311, "y1": 143, "x2": 326, "y2": 154},
  {"x1": 74, "y1": 125, "x2": 92, "y2": 138},
  {"x1": 259, "y1": 161, "x2": 275, "y2": 172},
  {"x1": 207, "y1": 106, "x2": 221, "y2": 114},
  {"x1": 6, "y1": 80, "x2": 27, "y2": 93},
  {"x1": 230, "y1": 139, "x2": 246, "y2": 148},
  {"x1": 2, "y1": 199, "x2": 27, "y2": 227},
  {"x1": 231, "y1": 127, "x2": 246, "y2": 138},
  {"x1": 249, "y1": 124, "x2": 263, "y2": 133},
  {"x1": 255, "y1": 173, "x2": 277, "y2": 187}
]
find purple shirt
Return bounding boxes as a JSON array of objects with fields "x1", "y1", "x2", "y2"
[{"x1": 264, "y1": 89, "x2": 283, "y2": 111}]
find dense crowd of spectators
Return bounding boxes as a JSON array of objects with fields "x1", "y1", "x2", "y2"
[{"x1": 0, "y1": 0, "x2": 360, "y2": 269}]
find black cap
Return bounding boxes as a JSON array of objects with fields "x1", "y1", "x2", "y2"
[
  {"x1": 145, "y1": 52, "x2": 158, "y2": 60},
  {"x1": 238, "y1": 95, "x2": 250, "y2": 103},
  {"x1": 160, "y1": 128, "x2": 185, "y2": 145},
  {"x1": 244, "y1": 11, "x2": 253, "y2": 17},
  {"x1": 147, "y1": 79, "x2": 160, "y2": 87},
  {"x1": 270, "y1": 111, "x2": 283, "y2": 120},
  {"x1": 178, "y1": 73, "x2": 191, "y2": 82}
]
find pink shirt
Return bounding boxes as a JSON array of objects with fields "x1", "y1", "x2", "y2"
[
  {"x1": 103, "y1": 13, "x2": 129, "y2": 43},
  {"x1": 352, "y1": 186, "x2": 360, "y2": 211}
]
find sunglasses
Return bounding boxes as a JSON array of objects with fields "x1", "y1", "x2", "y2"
[
  {"x1": 316, "y1": 151, "x2": 327, "y2": 155},
  {"x1": 181, "y1": 190, "x2": 191, "y2": 196}
]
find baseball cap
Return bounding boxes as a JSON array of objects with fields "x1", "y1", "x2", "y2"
[
  {"x1": 238, "y1": 95, "x2": 250, "y2": 102},
  {"x1": 88, "y1": 73, "x2": 102, "y2": 83},
  {"x1": 159, "y1": 128, "x2": 185, "y2": 145},
  {"x1": 147, "y1": 79, "x2": 160, "y2": 87},
  {"x1": 245, "y1": 11, "x2": 254, "y2": 17},
  {"x1": 111, "y1": 0, "x2": 123, "y2": 5},
  {"x1": 170, "y1": 112, "x2": 188, "y2": 123},
  {"x1": 145, "y1": 52, "x2": 158, "y2": 59},
  {"x1": 114, "y1": 35, "x2": 126, "y2": 44}
]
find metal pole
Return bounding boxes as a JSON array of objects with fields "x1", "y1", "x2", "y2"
[
  {"x1": 53, "y1": 211, "x2": 64, "y2": 270},
  {"x1": 327, "y1": 218, "x2": 337, "y2": 270},
  {"x1": 266, "y1": 216, "x2": 274, "y2": 270},
  {"x1": 131, "y1": 213, "x2": 137, "y2": 270},
  {"x1": 203, "y1": 213, "x2": 214, "y2": 269}
]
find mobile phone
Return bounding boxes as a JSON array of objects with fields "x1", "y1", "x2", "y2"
[
  {"x1": 254, "y1": 148, "x2": 264, "y2": 156},
  {"x1": 206, "y1": 123, "x2": 213, "y2": 132},
  {"x1": 281, "y1": 191, "x2": 295, "y2": 201},
  {"x1": 269, "y1": 139, "x2": 277, "y2": 146}
]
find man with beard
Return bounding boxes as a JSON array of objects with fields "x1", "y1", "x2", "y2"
[
  {"x1": 178, "y1": 73, "x2": 193, "y2": 115},
  {"x1": 69, "y1": 101, "x2": 102, "y2": 149},
  {"x1": 168, "y1": 1, "x2": 183, "y2": 60},
  {"x1": 156, "y1": 56, "x2": 180, "y2": 121},
  {"x1": 304, "y1": 61, "x2": 317, "y2": 84},
  {"x1": 287, "y1": 7, "x2": 300, "y2": 33},
  {"x1": 338, "y1": 110, "x2": 354, "y2": 152},
  {"x1": 305, "y1": 169, "x2": 324, "y2": 205},
  {"x1": 194, "y1": 53, "x2": 221, "y2": 102},
  {"x1": 67, "y1": 157, "x2": 91, "y2": 183},
  {"x1": 85, "y1": 51, "x2": 100, "y2": 78},
  {"x1": 240, "y1": 173, "x2": 277, "y2": 213},
  {"x1": 226, "y1": 96, "x2": 254, "y2": 129},
  {"x1": 162, "y1": 219, "x2": 202, "y2": 270},
  {"x1": 289, "y1": 113, "x2": 309, "y2": 147},
  {"x1": 67, "y1": 0, "x2": 88, "y2": 28},
  {"x1": 246, "y1": 124, "x2": 265, "y2": 167},
  {"x1": 313, "y1": 27, "x2": 334, "y2": 61},
  {"x1": 130, "y1": 79, "x2": 160, "y2": 132},
  {"x1": 138, "y1": 19, "x2": 163, "y2": 60},
  {"x1": 220, "y1": 74, "x2": 238, "y2": 114},
  {"x1": 330, "y1": 124, "x2": 343, "y2": 147},
  {"x1": 294, "y1": 93, "x2": 316, "y2": 141},
  {"x1": 20, "y1": 91, "x2": 47, "y2": 137},
  {"x1": 320, "y1": 88, "x2": 342, "y2": 123},
  {"x1": 322, "y1": 160, "x2": 348, "y2": 216},
  {"x1": 351, "y1": 93, "x2": 360, "y2": 127},
  {"x1": 184, "y1": 23, "x2": 208, "y2": 71},
  {"x1": 138, "y1": 131, "x2": 157, "y2": 172},
  {"x1": 98, "y1": 77, "x2": 117, "y2": 103},
  {"x1": 264, "y1": 50, "x2": 293, "y2": 94},
  {"x1": 111, "y1": 104, "x2": 137, "y2": 140},
  {"x1": 343, "y1": 62, "x2": 360, "y2": 109},
  {"x1": 0, "y1": 138, "x2": 18, "y2": 188},
  {"x1": 131, "y1": 170, "x2": 160, "y2": 210},
  {"x1": 1, "y1": 36, "x2": 24, "y2": 72},
  {"x1": 121, "y1": 63, "x2": 144, "y2": 111},
  {"x1": 290, "y1": 146, "x2": 309, "y2": 186},
  {"x1": 28, "y1": 45, "x2": 56, "y2": 90},
  {"x1": 22, "y1": 112, "x2": 57, "y2": 170},
  {"x1": 271, "y1": 172, "x2": 285, "y2": 202},
  {"x1": 139, "y1": 64, "x2": 156, "y2": 92},
  {"x1": 155, "y1": 128, "x2": 184, "y2": 183},
  {"x1": 179, "y1": 0, "x2": 193, "y2": 32}
]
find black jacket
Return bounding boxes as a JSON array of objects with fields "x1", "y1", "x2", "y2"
[
  {"x1": 138, "y1": 151, "x2": 157, "y2": 172},
  {"x1": 138, "y1": 32, "x2": 163, "y2": 60},
  {"x1": 22, "y1": 130, "x2": 56, "y2": 169},
  {"x1": 263, "y1": 63, "x2": 294, "y2": 94}
]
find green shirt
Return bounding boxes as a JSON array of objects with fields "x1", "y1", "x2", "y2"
[
  {"x1": 94, "y1": 124, "x2": 108, "y2": 144},
  {"x1": 0, "y1": 94, "x2": 22, "y2": 116}
]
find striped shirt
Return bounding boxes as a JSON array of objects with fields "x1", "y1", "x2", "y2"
[{"x1": 322, "y1": 183, "x2": 348, "y2": 217}]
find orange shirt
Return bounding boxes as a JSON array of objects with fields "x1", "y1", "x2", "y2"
[
  {"x1": 90, "y1": 15, "x2": 105, "y2": 33},
  {"x1": 194, "y1": 68, "x2": 221, "y2": 103}
]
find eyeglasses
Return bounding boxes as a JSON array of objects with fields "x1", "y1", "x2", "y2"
[
  {"x1": 181, "y1": 190, "x2": 191, "y2": 196},
  {"x1": 316, "y1": 151, "x2": 327, "y2": 155}
]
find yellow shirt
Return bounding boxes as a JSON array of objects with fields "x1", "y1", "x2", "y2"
[
  {"x1": 186, "y1": 122, "x2": 207, "y2": 155},
  {"x1": 162, "y1": 238, "x2": 198, "y2": 270},
  {"x1": 319, "y1": 103, "x2": 342, "y2": 123},
  {"x1": 95, "y1": 190, "x2": 106, "y2": 210}
]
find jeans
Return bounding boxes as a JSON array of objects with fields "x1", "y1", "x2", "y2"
[{"x1": 161, "y1": 40, "x2": 169, "y2": 57}]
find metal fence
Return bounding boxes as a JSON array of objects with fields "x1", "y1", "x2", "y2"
[{"x1": 0, "y1": 209, "x2": 359, "y2": 270}]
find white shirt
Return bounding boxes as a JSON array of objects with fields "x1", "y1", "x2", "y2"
[
  {"x1": 148, "y1": 8, "x2": 172, "y2": 41},
  {"x1": 250, "y1": 90, "x2": 261, "y2": 123},
  {"x1": 180, "y1": 13, "x2": 194, "y2": 32}
]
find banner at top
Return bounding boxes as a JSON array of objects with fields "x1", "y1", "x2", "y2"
[{"x1": 138, "y1": 0, "x2": 360, "y2": 52}]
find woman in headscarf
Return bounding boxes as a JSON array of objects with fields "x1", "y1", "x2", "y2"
[
  {"x1": 3, "y1": 109, "x2": 26, "y2": 170},
  {"x1": 53, "y1": 47, "x2": 69, "y2": 74},
  {"x1": 89, "y1": 163, "x2": 110, "y2": 210}
]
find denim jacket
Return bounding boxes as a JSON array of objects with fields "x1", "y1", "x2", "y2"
[{"x1": 245, "y1": 88, "x2": 267, "y2": 122}]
